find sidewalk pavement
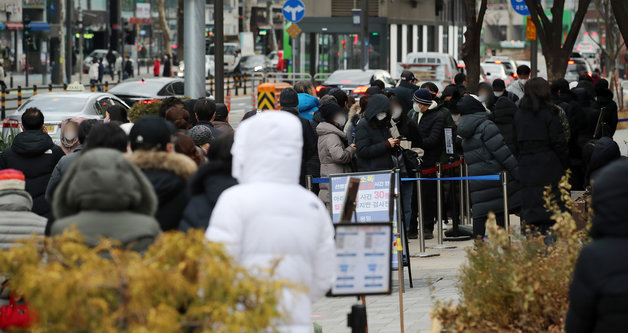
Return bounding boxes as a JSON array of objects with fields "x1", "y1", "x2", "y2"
[{"x1": 312, "y1": 233, "x2": 471, "y2": 333}]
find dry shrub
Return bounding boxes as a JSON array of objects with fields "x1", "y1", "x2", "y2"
[
  {"x1": 432, "y1": 173, "x2": 591, "y2": 333},
  {"x1": 0, "y1": 229, "x2": 290, "y2": 332},
  {"x1": 127, "y1": 100, "x2": 163, "y2": 122}
]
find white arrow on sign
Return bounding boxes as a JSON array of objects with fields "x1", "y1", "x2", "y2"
[{"x1": 284, "y1": 5, "x2": 304, "y2": 22}]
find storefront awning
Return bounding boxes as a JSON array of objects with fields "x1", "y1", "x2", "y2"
[
  {"x1": 5, "y1": 22, "x2": 23, "y2": 30},
  {"x1": 29, "y1": 22, "x2": 50, "y2": 31}
]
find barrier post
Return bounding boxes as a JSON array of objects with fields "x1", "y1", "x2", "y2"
[
  {"x1": 9, "y1": 76, "x2": 13, "y2": 89},
  {"x1": 414, "y1": 171, "x2": 439, "y2": 258},
  {"x1": 48, "y1": 83, "x2": 52, "y2": 92},
  {"x1": 17, "y1": 86, "x2": 22, "y2": 107},
  {"x1": 226, "y1": 76, "x2": 231, "y2": 96},
  {"x1": 90, "y1": 82, "x2": 95, "y2": 92},
  {"x1": 1, "y1": 87, "x2": 5, "y2": 120},
  {"x1": 235, "y1": 76, "x2": 239, "y2": 95},
  {"x1": 464, "y1": 162, "x2": 472, "y2": 225},
  {"x1": 429, "y1": 164, "x2": 456, "y2": 249},
  {"x1": 33, "y1": 85, "x2": 37, "y2": 95},
  {"x1": 210, "y1": 78, "x2": 214, "y2": 95},
  {"x1": 63, "y1": 83, "x2": 67, "y2": 91},
  {"x1": 306, "y1": 175, "x2": 313, "y2": 192},
  {"x1": 501, "y1": 171, "x2": 510, "y2": 233},
  {"x1": 104, "y1": 81, "x2": 109, "y2": 92},
  {"x1": 459, "y1": 160, "x2": 465, "y2": 226},
  {"x1": 243, "y1": 75, "x2": 247, "y2": 95}
]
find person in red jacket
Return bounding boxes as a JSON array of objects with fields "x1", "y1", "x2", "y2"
[{"x1": 153, "y1": 56, "x2": 160, "y2": 77}]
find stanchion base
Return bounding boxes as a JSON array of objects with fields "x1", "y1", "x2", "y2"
[
  {"x1": 410, "y1": 252, "x2": 440, "y2": 258},
  {"x1": 427, "y1": 244, "x2": 457, "y2": 249},
  {"x1": 444, "y1": 236, "x2": 472, "y2": 242}
]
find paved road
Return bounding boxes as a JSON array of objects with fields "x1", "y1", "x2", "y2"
[{"x1": 614, "y1": 128, "x2": 628, "y2": 156}]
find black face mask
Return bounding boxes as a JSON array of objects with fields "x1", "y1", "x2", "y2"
[{"x1": 378, "y1": 117, "x2": 391, "y2": 128}]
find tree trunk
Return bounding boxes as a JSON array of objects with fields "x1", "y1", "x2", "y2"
[
  {"x1": 525, "y1": 0, "x2": 592, "y2": 80},
  {"x1": 611, "y1": 0, "x2": 628, "y2": 43},
  {"x1": 157, "y1": 0, "x2": 172, "y2": 68},
  {"x1": 461, "y1": 0, "x2": 488, "y2": 94},
  {"x1": 242, "y1": 0, "x2": 252, "y2": 33},
  {"x1": 177, "y1": 0, "x2": 184, "y2": 62}
]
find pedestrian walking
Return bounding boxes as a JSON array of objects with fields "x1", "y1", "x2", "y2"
[
  {"x1": 566, "y1": 158, "x2": 628, "y2": 333},
  {"x1": 295, "y1": 80, "x2": 320, "y2": 121},
  {"x1": 506, "y1": 65, "x2": 531, "y2": 100},
  {"x1": 316, "y1": 102, "x2": 356, "y2": 204},
  {"x1": 89, "y1": 59, "x2": 99, "y2": 87},
  {"x1": 124, "y1": 56, "x2": 134, "y2": 79},
  {"x1": 153, "y1": 56, "x2": 161, "y2": 77},
  {"x1": 106, "y1": 50, "x2": 117, "y2": 81},
  {"x1": 162, "y1": 54, "x2": 171, "y2": 77},
  {"x1": 127, "y1": 116, "x2": 197, "y2": 231},
  {"x1": 393, "y1": 71, "x2": 420, "y2": 115},
  {"x1": 513, "y1": 78, "x2": 569, "y2": 234},
  {"x1": 193, "y1": 98, "x2": 224, "y2": 138},
  {"x1": 0, "y1": 169, "x2": 46, "y2": 249},
  {"x1": 206, "y1": 112, "x2": 335, "y2": 332},
  {"x1": 355, "y1": 94, "x2": 396, "y2": 172},
  {"x1": 179, "y1": 134, "x2": 236, "y2": 232},
  {"x1": 97, "y1": 58, "x2": 104, "y2": 87},
  {"x1": 491, "y1": 90, "x2": 519, "y2": 155},
  {"x1": 0, "y1": 108, "x2": 64, "y2": 219},
  {"x1": 492, "y1": 78, "x2": 519, "y2": 103},
  {"x1": 51, "y1": 148, "x2": 161, "y2": 252},
  {"x1": 457, "y1": 95, "x2": 520, "y2": 238},
  {"x1": 58, "y1": 118, "x2": 80, "y2": 155},
  {"x1": 593, "y1": 79, "x2": 618, "y2": 139}
]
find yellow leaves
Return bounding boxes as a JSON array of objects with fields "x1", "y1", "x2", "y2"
[
  {"x1": 434, "y1": 173, "x2": 590, "y2": 333},
  {"x1": 0, "y1": 229, "x2": 288, "y2": 332}
]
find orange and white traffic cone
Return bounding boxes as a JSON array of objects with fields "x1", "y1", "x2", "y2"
[{"x1": 226, "y1": 91, "x2": 232, "y2": 113}]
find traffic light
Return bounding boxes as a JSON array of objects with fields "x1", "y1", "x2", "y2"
[{"x1": 23, "y1": 19, "x2": 32, "y2": 44}]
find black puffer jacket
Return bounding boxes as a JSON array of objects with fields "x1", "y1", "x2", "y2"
[
  {"x1": 127, "y1": 151, "x2": 198, "y2": 231},
  {"x1": 411, "y1": 101, "x2": 446, "y2": 168},
  {"x1": 566, "y1": 158, "x2": 628, "y2": 333},
  {"x1": 491, "y1": 96, "x2": 518, "y2": 155},
  {"x1": 457, "y1": 96, "x2": 520, "y2": 218},
  {"x1": 0, "y1": 130, "x2": 64, "y2": 218},
  {"x1": 355, "y1": 95, "x2": 393, "y2": 172},
  {"x1": 585, "y1": 137, "x2": 622, "y2": 185},
  {"x1": 392, "y1": 80, "x2": 419, "y2": 114},
  {"x1": 514, "y1": 100, "x2": 569, "y2": 225},
  {"x1": 306, "y1": 110, "x2": 324, "y2": 181},
  {"x1": 595, "y1": 88, "x2": 618, "y2": 138},
  {"x1": 572, "y1": 87, "x2": 599, "y2": 147},
  {"x1": 179, "y1": 161, "x2": 237, "y2": 232}
]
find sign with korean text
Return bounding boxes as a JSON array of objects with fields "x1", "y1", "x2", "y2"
[
  {"x1": 526, "y1": 16, "x2": 537, "y2": 40},
  {"x1": 331, "y1": 223, "x2": 392, "y2": 296},
  {"x1": 330, "y1": 172, "x2": 396, "y2": 223}
]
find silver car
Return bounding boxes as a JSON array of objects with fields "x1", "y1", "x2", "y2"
[{"x1": 8, "y1": 92, "x2": 129, "y2": 142}]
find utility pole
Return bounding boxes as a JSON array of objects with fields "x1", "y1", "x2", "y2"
[
  {"x1": 360, "y1": 0, "x2": 368, "y2": 70},
  {"x1": 267, "y1": 1, "x2": 277, "y2": 52},
  {"x1": 79, "y1": 6, "x2": 84, "y2": 82},
  {"x1": 215, "y1": 0, "x2": 224, "y2": 102},
  {"x1": 65, "y1": 0, "x2": 73, "y2": 83},
  {"x1": 184, "y1": 0, "x2": 204, "y2": 98}
]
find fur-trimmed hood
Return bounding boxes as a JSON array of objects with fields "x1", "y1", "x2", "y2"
[{"x1": 126, "y1": 151, "x2": 197, "y2": 180}]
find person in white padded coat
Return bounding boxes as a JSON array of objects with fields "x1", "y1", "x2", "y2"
[{"x1": 206, "y1": 111, "x2": 336, "y2": 333}]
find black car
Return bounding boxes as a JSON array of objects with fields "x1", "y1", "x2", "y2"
[{"x1": 318, "y1": 69, "x2": 396, "y2": 97}]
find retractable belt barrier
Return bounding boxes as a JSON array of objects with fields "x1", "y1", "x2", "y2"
[
  {"x1": 312, "y1": 174, "x2": 500, "y2": 184},
  {"x1": 619, "y1": 118, "x2": 628, "y2": 123}
]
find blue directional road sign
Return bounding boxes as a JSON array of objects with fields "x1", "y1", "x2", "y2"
[
  {"x1": 511, "y1": 0, "x2": 540, "y2": 16},
  {"x1": 282, "y1": 0, "x2": 306, "y2": 23}
]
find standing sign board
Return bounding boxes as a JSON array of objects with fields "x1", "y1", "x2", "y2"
[
  {"x1": 511, "y1": 0, "x2": 541, "y2": 16},
  {"x1": 332, "y1": 223, "x2": 392, "y2": 296},
  {"x1": 330, "y1": 171, "x2": 406, "y2": 270},
  {"x1": 526, "y1": 17, "x2": 537, "y2": 40}
]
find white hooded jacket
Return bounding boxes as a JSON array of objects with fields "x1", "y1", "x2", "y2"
[{"x1": 206, "y1": 112, "x2": 336, "y2": 333}]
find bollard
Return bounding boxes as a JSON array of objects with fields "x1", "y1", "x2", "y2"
[
  {"x1": 464, "y1": 162, "x2": 472, "y2": 225},
  {"x1": 10, "y1": 76, "x2": 13, "y2": 89},
  {"x1": 33, "y1": 85, "x2": 37, "y2": 96},
  {"x1": 63, "y1": 83, "x2": 67, "y2": 91},
  {"x1": 210, "y1": 78, "x2": 214, "y2": 95},
  {"x1": 1, "y1": 87, "x2": 5, "y2": 120},
  {"x1": 17, "y1": 86, "x2": 22, "y2": 107},
  {"x1": 90, "y1": 82, "x2": 95, "y2": 92},
  {"x1": 226, "y1": 76, "x2": 231, "y2": 95},
  {"x1": 235, "y1": 76, "x2": 239, "y2": 95},
  {"x1": 306, "y1": 175, "x2": 313, "y2": 192},
  {"x1": 105, "y1": 81, "x2": 109, "y2": 92},
  {"x1": 48, "y1": 83, "x2": 53, "y2": 92},
  {"x1": 501, "y1": 171, "x2": 510, "y2": 233},
  {"x1": 429, "y1": 164, "x2": 456, "y2": 249},
  {"x1": 415, "y1": 171, "x2": 439, "y2": 258},
  {"x1": 243, "y1": 75, "x2": 247, "y2": 95}
]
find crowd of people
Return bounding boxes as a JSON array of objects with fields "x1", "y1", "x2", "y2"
[{"x1": 0, "y1": 63, "x2": 625, "y2": 330}]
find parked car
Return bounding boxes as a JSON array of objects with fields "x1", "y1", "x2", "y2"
[
  {"x1": 399, "y1": 52, "x2": 459, "y2": 91},
  {"x1": 480, "y1": 63, "x2": 511, "y2": 85},
  {"x1": 7, "y1": 92, "x2": 128, "y2": 142},
  {"x1": 108, "y1": 78, "x2": 213, "y2": 106},
  {"x1": 318, "y1": 69, "x2": 396, "y2": 98},
  {"x1": 239, "y1": 55, "x2": 273, "y2": 74},
  {"x1": 83, "y1": 49, "x2": 122, "y2": 74},
  {"x1": 177, "y1": 56, "x2": 215, "y2": 78},
  {"x1": 484, "y1": 57, "x2": 518, "y2": 78}
]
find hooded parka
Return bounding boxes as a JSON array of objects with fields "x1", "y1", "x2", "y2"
[
  {"x1": 0, "y1": 190, "x2": 46, "y2": 249},
  {"x1": 316, "y1": 121, "x2": 356, "y2": 203},
  {"x1": 355, "y1": 95, "x2": 393, "y2": 172},
  {"x1": 51, "y1": 149, "x2": 161, "y2": 252},
  {"x1": 206, "y1": 112, "x2": 335, "y2": 333}
]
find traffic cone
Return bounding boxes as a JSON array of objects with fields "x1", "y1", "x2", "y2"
[
  {"x1": 226, "y1": 91, "x2": 232, "y2": 113},
  {"x1": 252, "y1": 93, "x2": 257, "y2": 110}
]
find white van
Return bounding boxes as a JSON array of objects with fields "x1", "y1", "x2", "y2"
[{"x1": 398, "y1": 52, "x2": 459, "y2": 91}]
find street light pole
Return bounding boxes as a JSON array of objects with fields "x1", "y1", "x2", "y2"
[
  {"x1": 215, "y1": 0, "x2": 224, "y2": 103},
  {"x1": 184, "y1": 0, "x2": 205, "y2": 98},
  {"x1": 360, "y1": 0, "x2": 368, "y2": 70}
]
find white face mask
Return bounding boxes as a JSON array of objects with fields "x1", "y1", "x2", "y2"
[
  {"x1": 452, "y1": 114, "x2": 461, "y2": 125},
  {"x1": 478, "y1": 94, "x2": 488, "y2": 103},
  {"x1": 376, "y1": 112, "x2": 387, "y2": 121},
  {"x1": 391, "y1": 107, "x2": 402, "y2": 120},
  {"x1": 519, "y1": 79, "x2": 527, "y2": 85},
  {"x1": 64, "y1": 132, "x2": 77, "y2": 141},
  {"x1": 334, "y1": 115, "x2": 347, "y2": 127},
  {"x1": 413, "y1": 103, "x2": 422, "y2": 113},
  {"x1": 494, "y1": 91, "x2": 504, "y2": 97}
]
